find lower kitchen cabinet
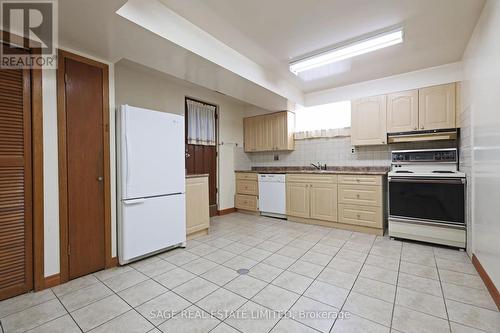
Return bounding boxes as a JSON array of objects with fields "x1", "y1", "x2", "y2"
[
  {"x1": 235, "y1": 194, "x2": 258, "y2": 211},
  {"x1": 310, "y1": 183, "x2": 338, "y2": 222},
  {"x1": 235, "y1": 172, "x2": 259, "y2": 212},
  {"x1": 286, "y1": 175, "x2": 338, "y2": 223},
  {"x1": 186, "y1": 176, "x2": 210, "y2": 238},
  {"x1": 286, "y1": 182, "x2": 310, "y2": 218},
  {"x1": 286, "y1": 173, "x2": 386, "y2": 235},
  {"x1": 338, "y1": 204, "x2": 383, "y2": 229}
]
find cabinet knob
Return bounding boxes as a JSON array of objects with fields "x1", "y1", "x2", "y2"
[
  {"x1": 356, "y1": 194, "x2": 360, "y2": 198},
  {"x1": 421, "y1": 126, "x2": 424, "y2": 129},
  {"x1": 357, "y1": 214, "x2": 361, "y2": 219},
  {"x1": 414, "y1": 127, "x2": 417, "y2": 130}
]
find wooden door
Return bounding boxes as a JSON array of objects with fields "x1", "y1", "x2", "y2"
[
  {"x1": 310, "y1": 183, "x2": 338, "y2": 222},
  {"x1": 418, "y1": 83, "x2": 456, "y2": 130},
  {"x1": 286, "y1": 182, "x2": 310, "y2": 218},
  {"x1": 0, "y1": 68, "x2": 33, "y2": 300},
  {"x1": 185, "y1": 99, "x2": 218, "y2": 216},
  {"x1": 63, "y1": 57, "x2": 106, "y2": 280},
  {"x1": 387, "y1": 90, "x2": 418, "y2": 133},
  {"x1": 351, "y1": 95, "x2": 387, "y2": 146}
]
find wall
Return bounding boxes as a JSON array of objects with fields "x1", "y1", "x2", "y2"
[
  {"x1": 305, "y1": 62, "x2": 463, "y2": 106},
  {"x1": 245, "y1": 136, "x2": 455, "y2": 168},
  {"x1": 115, "y1": 60, "x2": 247, "y2": 211},
  {"x1": 461, "y1": 0, "x2": 500, "y2": 288}
]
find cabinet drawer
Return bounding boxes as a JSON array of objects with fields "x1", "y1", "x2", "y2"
[
  {"x1": 236, "y1": 180, "x2": 258, "y2": 195},
  {"x1": 338, "y1": 174, "x2": 382, "y2": 186},
  {"x1": 338, "y1": 204, "x2": 383, "y2": 229},
  {"x1": 287, "y1": 173, "x2": 338, "y2": 184},
  {"x1": 235, "y1": 194, "x2": 258, "y2": 211},
  {"x1": 236, "y1": 172, "x2": 258, "y2": 181},
  {"x1": 338, "y1": 184, "x2": 382, "y2": 207}
]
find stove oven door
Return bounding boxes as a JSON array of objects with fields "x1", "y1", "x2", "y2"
[{"x1": 388, "y1": 177, "x2": 466, "y2": 226}]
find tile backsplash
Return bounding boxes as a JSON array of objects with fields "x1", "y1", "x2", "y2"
[{"x1": 235, "y1": 136, "x2": 457, "y2": 169}]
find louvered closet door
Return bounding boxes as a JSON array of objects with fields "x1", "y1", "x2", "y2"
[{"x1": 0, "y1": 67, "x2": 33, "y2": 300}]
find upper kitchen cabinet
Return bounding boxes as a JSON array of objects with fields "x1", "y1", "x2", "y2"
[
  {"x1": 351, "y1": 95, "x2": 387, "y2": 146},
  {"x1": 243, "y1": 111, "x2": 295, "y2": 152},
  {"x1": 387, "y1": 90, "x2": 419, "y2": 133},
  {"x1": 418, "y1": 83, "x2": 456, "y2": 130},
  {"x1": 243, "y1": 116, "x2": 257, "y2": 152}
]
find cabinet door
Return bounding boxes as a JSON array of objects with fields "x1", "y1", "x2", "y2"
[
  {"x1": 286, "y1": 183, "x2": 310, "y2": 218},
  {"x1": 310, "y1": 183, "x2": 338, "y2": 222},
  {"x1": 419, "y1": 83, "x2": 456, "y2": 130},
  {"x1": 244, "y1": 117, "x2": 257, "y2": 152},
  {"x1": 186, "y1": 177, "x2": 210, "y2": 235},
  {"x1": 351, "y1": 95, "x2": 387, "y2": 146},
  {"x1": 254, "y1": 116, "x2": 264, "y2": 151},
  {"x1": 262, "y1": 114, "x2": 274, "y2": 151},
  {"x1": 387, "y1": 90, "x2": 418, "y2": 133},
  {"x1": 273, "y1": 112, "x2": 288, "y2": 150},
  {"x1": 235, "y1": 194, "x2": 258, "y2": 211}
]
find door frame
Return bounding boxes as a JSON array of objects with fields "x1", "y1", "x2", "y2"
[
  {"x1": 0, "y1": 30, "x2": 44, "y2": 292},
  {"x1": 184, "y1": 96, "x2": 219, "y2": 214},
  {"x1": 57, "y1": 49, "x2": 112, "y2": 284}
]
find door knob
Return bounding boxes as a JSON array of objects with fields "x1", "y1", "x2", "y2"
[{"x1": 97, "y1": 176, "x2": 103, "y2": 182}]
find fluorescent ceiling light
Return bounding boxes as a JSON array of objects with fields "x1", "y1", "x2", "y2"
[{"x1": 290, "y1": 28, "x2": 404, "y2": 75}]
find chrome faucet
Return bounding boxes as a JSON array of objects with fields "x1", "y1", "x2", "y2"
[{"x1": 310, "y1": 162, "x2": 327, "y2": 170}]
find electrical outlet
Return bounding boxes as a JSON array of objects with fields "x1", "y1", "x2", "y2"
[
  {"x1": 351, "y1": 147, "x2": 357, "y2": 155},
  {"x1": 274, "y1": 155, "x2": 279, "y2": 161}
]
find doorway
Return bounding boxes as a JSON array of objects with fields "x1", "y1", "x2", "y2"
[
  {"x1": 185, "y1": 98, "x2": 218, "y2": 216},
  {"x1": 57, "y1": 50, "x2": 112, "y2": 282}
]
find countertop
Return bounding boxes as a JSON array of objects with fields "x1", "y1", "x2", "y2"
[
  {"x1": 235, "y1": 166, "x2": 389, "y2": 175},
  {"x1": 186, "y1": 173, "x2": 210, "y2": 179}
]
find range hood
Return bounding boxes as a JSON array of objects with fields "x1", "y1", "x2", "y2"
[{"x1": 387, "y1": 129, "x2": 458, "y2": 143}]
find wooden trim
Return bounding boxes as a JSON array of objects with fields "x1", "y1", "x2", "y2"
[
  {"x1": 31, "y1": 65, "x2": 44, "y2": 291},
  {"x1": 218, "y1": 208, "x2": 236, "y2": 216},
  {"x1": 187, "y1": 228, "x2": 209, "y2": 240},
  {"x1": 234, "y1": 209, "x2": 260, "y2": 216},
  {"x1": 472, "y1": 254, "x2": 500, "y2": 311},
  {"x1": 57, "y1": 49, "x2": 112, "y2": 283},
  {"x1": 109, "y1": 257, "x2": 118, "y2": 268},
  {"x1": 43, "y1": 274, "x2": 60, "y2": 288},
  {"x1": 288, "y1": 216, "x2": 384, "y2": 236}
]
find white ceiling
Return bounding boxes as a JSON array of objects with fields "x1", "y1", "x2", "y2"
[
  {"x1": 160, "y1": 0, "x2": 485, "y2": 93},
  {"x1": 57, "y1": 0, "x2": 291, "y2": 110}
]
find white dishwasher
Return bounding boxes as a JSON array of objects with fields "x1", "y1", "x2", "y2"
[{"x1": 258, "y1": 174, "x2": 286, "y2": 219}]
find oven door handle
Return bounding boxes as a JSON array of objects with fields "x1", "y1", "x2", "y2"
[{"x1": 389, "y1": 177, "x2": 465, "y2": 185}]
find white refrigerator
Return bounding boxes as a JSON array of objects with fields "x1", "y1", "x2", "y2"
[{"x1": 117, "y1": 105, "x2": 186, "y2": 265}]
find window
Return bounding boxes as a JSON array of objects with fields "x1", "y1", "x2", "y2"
[{"x1": 295, "y1": 101, "x2": 351, "y2": 133}]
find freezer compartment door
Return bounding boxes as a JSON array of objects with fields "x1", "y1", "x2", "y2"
[
  {"x1": 119, "y1": 194, "x2": 186, "y2": 264},
  {"x1": 121, "y1": 105, "x2": 185, "y2": 199}
]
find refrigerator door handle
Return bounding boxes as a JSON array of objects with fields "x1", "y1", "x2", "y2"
[
  {"x1": 123, "y1": 198, "x2": 146, "y2": 205},
  {"x1": 124, "y1": 109, "x2": 131, "y2": 194}
]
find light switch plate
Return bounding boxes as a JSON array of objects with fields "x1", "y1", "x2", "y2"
[{"x1": 351, "y1": 147, "x2": 357, "y2": 155}]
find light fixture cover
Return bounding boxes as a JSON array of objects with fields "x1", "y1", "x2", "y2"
[{"x1": 290, "y1": 29, "x2": 404, "y2": 75}]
